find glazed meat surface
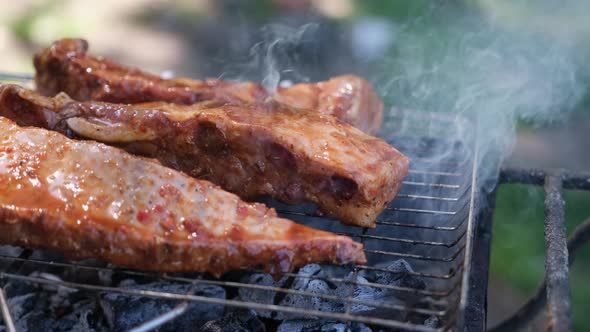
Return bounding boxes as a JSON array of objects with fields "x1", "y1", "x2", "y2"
[
  {"x1": 34, "y1": 38, "x2": 383, "y2": 134},
  {"x1": 0, "y1": 117, "x2": 365, "y2": 275},
  {"x1": 0, "y1": 84, "x2": 409, "y2": 227}
]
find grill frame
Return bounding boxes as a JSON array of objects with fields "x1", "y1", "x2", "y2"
[
  {"x1": 488, "y1": 168, "x2": 590, "y2": 332},
  {"x1": 0, "y1": 74, "x2": 483, "y2": 331}
]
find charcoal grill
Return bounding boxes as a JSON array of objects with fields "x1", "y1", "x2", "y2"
[{"x1": 0, "y1": 72, "x2": 587, "y2": 332}]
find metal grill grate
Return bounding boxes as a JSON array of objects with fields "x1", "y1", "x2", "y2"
[{"x1": 0, "y1": 74, "x2": 480, "y2": 331}]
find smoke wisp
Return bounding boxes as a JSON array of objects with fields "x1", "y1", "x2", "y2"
[
  {"x1": 370, "y1": 4, "x2": 585, "y2": 188},
  {"x1": 230, "y1": 3, "x2": 587, "y2": 189}
]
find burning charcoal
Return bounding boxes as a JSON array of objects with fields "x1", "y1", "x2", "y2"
[
  {"x1": 373, "y1": 259, "x2": 426, "y2": 302},
  {"x1": 51, "y1": 300, "x2": 99, "y2": 332},
  {"x1": 198, "y1": 309, "x2": 265, "y2": 332},
  {"x1": 424, "y1": 315, "x2": 441, "y2": 328},
  {"x1": 238, "y1": 273, "x2": 288, "y2": 319},
  {"x1": 98, "y1": 264, "x2": 115, "y2": 285},
  {"x1": 335, "y1": 273, "x2": 378, "y2": 314},
  {"x1": 374, "y1": 259, "x2": 413, "y2": 283},
  {"x1": 6, "y1": 293, "x2": 39, "y2": 323},
  {"x1": 0, "y1": 245, "x2": 22, "y2": 257},
  {"x1": 298, "y1": 264, "x2": 323, "y2": 276},
  {"x1": 0, "y1": 246, "x2": 24, "y2": 271},
  {"x1": 277, "y1": 319, "x2": 372, "y2": 332},
  {"x1": 345, "y1": 260, "x2": 429, "y2": 322},
  {"x1": 3, "y1": 286, "x2": 55, "y2": 332},
  {"x1": 100, "y1": 280, "x2": 225, "y2": 332},
  {"x1": 60, "y1": 259, "x2": 115, "y2": 286},
  {"x1": 1, "y1": 292, "x2": 101, "y2": 332},
  {"x1": 278, "y1": 264, "x2": 341, "y2": 319},
  {"x1": 307, "y1": 279, "x2": 339, "y2": 312},
  {"x1": 29, "y1": 249, "x2": 66, "y2": 262},
  {"x1": 333, "y1": 272, "x2": 411, "y2": 322},
  {"x1": 3, "y1": 280, "x2": 37, "y2": 298},
  {"x1": 14, "y1": 311, "x2": 56, "y2": 332}
]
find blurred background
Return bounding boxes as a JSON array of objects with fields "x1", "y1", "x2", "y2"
[{"x1": 0, "y1": 0, "x2": 589, "y2": 330}]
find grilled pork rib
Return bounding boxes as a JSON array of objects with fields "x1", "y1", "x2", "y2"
[
  {"x1": 0, "y1": 117, "x2": 365, "y2": 275},
  {"x1": 34, "y1": 38, "x2": 383, "y2": 134},
  {"x1": 0, "y1": 84, "x2": 409, "y2": 227}
]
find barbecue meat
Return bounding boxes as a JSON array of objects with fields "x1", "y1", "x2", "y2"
[
  {"x1": 34, "y1": 38, "x2": 383, "y2": 134},
  {"x1": 0, "y1": 117, "x2": 365, "y2": 275},
  {"x1": 0, "y1": 84, "x2": 409, "y2": 227}
]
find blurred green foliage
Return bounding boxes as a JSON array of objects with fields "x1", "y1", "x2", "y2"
[
  {"x1": 492, "y1": 185, "x2": 590, "y2": 331},
  {"x1": 10, "y1": 1, "x2": 56, "y2": 43}
]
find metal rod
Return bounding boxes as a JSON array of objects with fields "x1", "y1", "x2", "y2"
[
  {"x1": 402, "y1": 181, "x2": 461, "y2": 189},
  {"x1": 461, "y1": 188, "x2": 496, "y2": 332},
  {"x1": 457, "y1": 112, "x2": 482, "y2": 332},
  {"x1": 128, "y1": 302, "x2": 188, "y2": 332},
  {"x1": 396, "y1": 194, "x2": 459, "y2": 201},
  {"x1": 364, "y1": 244, "x2": 464, "y2": 262},
  {"x1": 358, "y1": 264, "x2": 463, "y2": 280},
  {"x1": 488, "y1": 218, "x2": 590, "y2": 332},
  {"x1": 543, "y1": 173, "x2": 572, "y2": 332},
  {"x1": 346, "y1": 230, "x2": 466, "y2": 247},
  {"x1": 0, "y1": 72, "x2": 33, "y2": 81},
  {"x1": 500, "y1": 167, "x2": 590, "y2": 190},
  {"x1": 0, "y1": 286, "x2": 16, "y2": 332},
  {"x1": 376, "y1": 220, "x2": 465, "y2": 231},
  {"x1": 385, "y1": 207, "x2": 457, "y2": 215}
]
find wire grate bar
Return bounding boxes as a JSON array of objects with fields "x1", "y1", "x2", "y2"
[
  {"x1": 357, "y1": 264, "x2": 463, "y2": 280},
  {"x1": 342, "y1": 230, "x2": 466, "y2": 248},
  {"x1": 500, "y1": 167, "x2": 590, "y2": 190},
  {"x1": 0, "y1": 254, "x2": 457, "y2": 306},
  {"x1": 375, "y1": 219, "x2": 465, "y2": 231},
  {"x1": 365, "y1": 244, "x2": 465, "y2": 262},
  {"x1": 405, "y1": 157, "x2": 468, "y2": 167},
  {"x1": 0, "y1": 272, "x2": 445, "y2": 332},
  {"x1": 0, "y1": 72, "x2": 33, "y2": 81},
  {"x1": 397, "y1": 194, "x2": 460, "y2": 201},
  {"x1": 402, "y1": 181, "x2": 461, "y2": 189},
  {"x1": 384, "y1": 207, "x2": 457, "y2": 215}
]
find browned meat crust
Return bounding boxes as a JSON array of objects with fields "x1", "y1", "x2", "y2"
[
  {"x1": 34, "y1": 38, "x2": 383, "y2": 134},
  {"x1": 0, "y1": 117, "x2": 365, "y2": 276},
  {"x1": 0, "y1": 84, "x2": 409, "y2": 227}
]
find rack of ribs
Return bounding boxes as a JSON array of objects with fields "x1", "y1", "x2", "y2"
[
  {"x1": 0, "y1": 84, "x2": 409, "y2": 227},
  {"x1": 34, "y1": 38, "x2": 383, "y2": 135},
  {"x1": 0, "y1": 117, "x2": 365, "y2": 275}
]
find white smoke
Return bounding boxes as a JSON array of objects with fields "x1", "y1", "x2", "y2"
[
  {"x1": 369, "y1": 4, "x2": 585, "y2": 189},
  {"x1": 230, "y1": 3, "x2": 586, "y2": 190},
  {"x1": 253, "y1": 23, "x2": 319, "y2": 93}
]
